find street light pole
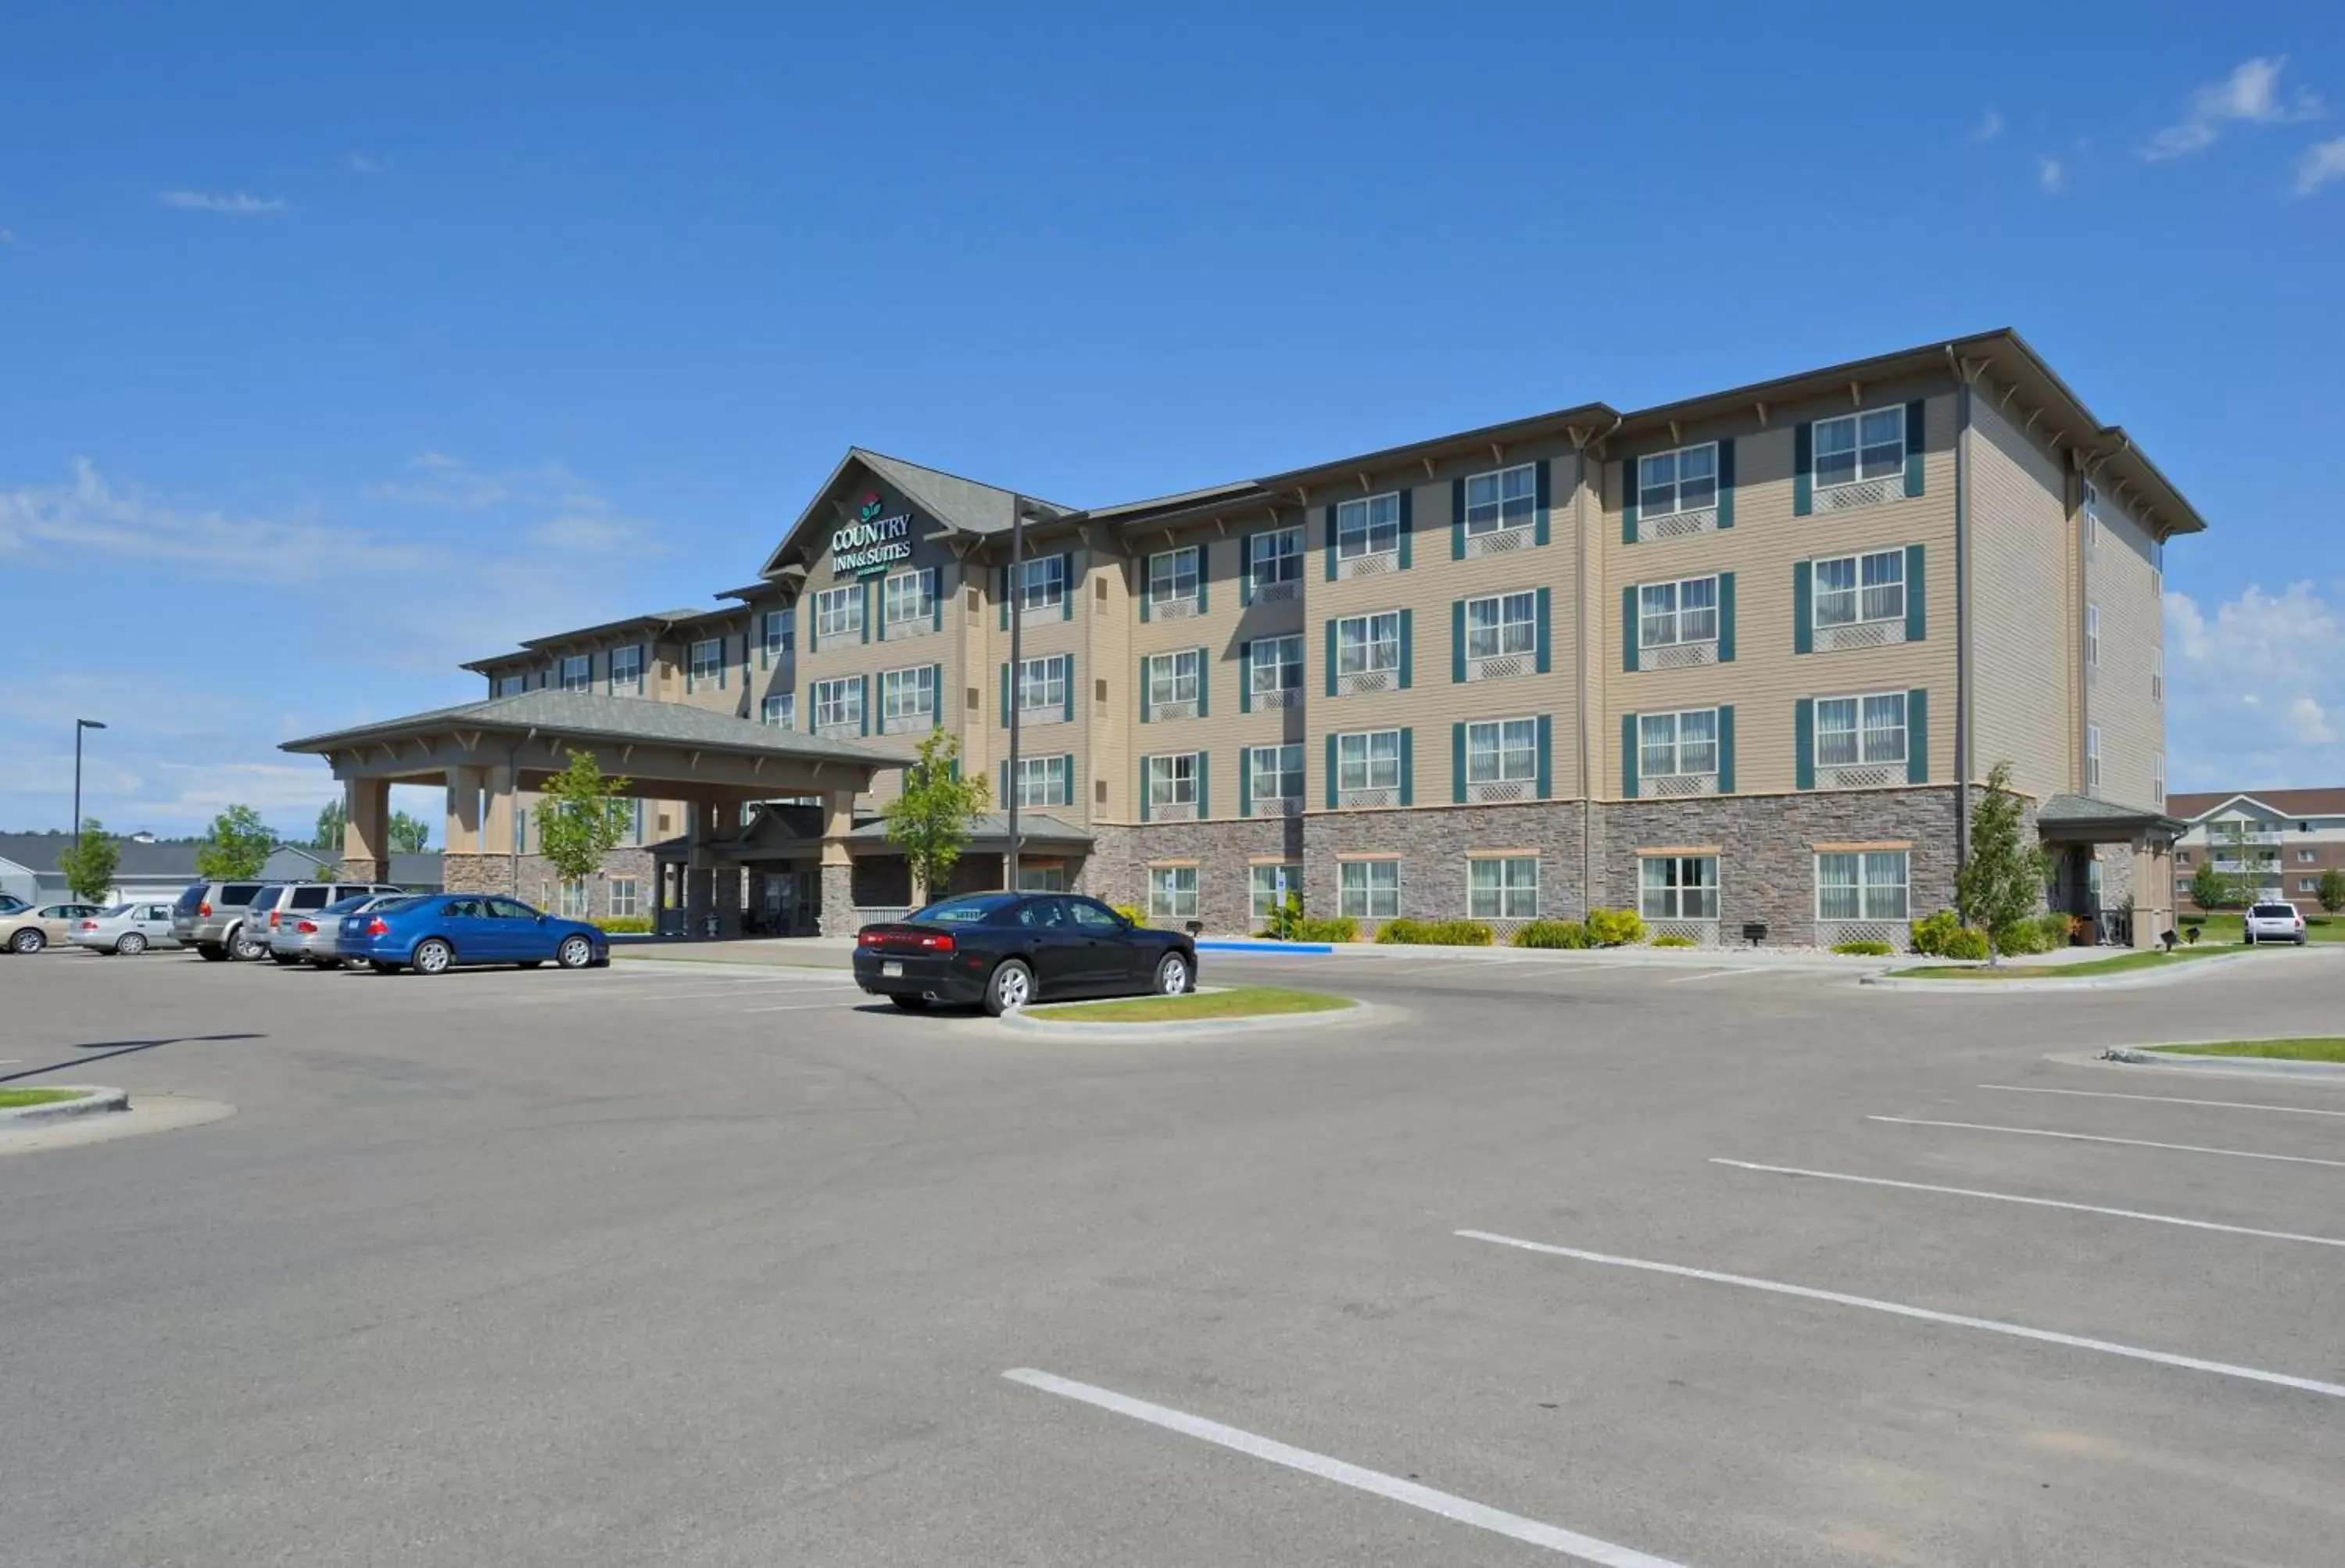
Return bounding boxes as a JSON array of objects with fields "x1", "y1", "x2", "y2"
[
  {"x1": 73, "y1": 719, "x2": 108, "y2": 853},
  {"x1": 1005, "y1": 495, "x2": 1024, "y2": 894}
]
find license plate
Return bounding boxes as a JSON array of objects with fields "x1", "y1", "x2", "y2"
[{"x1": 881, "y1": 961, "x2": 904, "y2": 977}]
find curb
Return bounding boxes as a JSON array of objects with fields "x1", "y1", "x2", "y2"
[
  {"x1": 0, "y1": 1087, "x2": 131, "y2": 1130},
  {"x1": 2090, "y1": 1046, "x2": 2345, "y2": 1079},
  {"x1": 1859, "y1": 952, "x2": 2261, "y2": 992},
  {"x1": 996, "y1": 997, "x2": 1371, "y2": 1041}
]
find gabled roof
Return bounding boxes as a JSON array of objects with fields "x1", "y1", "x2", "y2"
[
  {"x1": 2168, "y1": 788, "x2": 2345, "y2": 822},
  {"x1": 281, "y1": 689, "x2": 894, "y2": 767},
  {"x1": 2035, "y1": 793, "x2": 2186, "y2": 840},
  {"x1": 760, "y1": 447, "x2": 1075, "y2": 578},
  {"x1": 842, "y1": 811, "x2": 1092, "y2": 849}
]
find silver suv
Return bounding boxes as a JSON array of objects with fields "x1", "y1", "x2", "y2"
[
  {"x1": 174, "y1": 880, "x2": 273, "y2": 960},
  {"x1": 2243, "y1": 901, "x2": 2307, "y2": 946},
  {"x1": 243, "y1": 882, "x2": 406, "y2": 964}
]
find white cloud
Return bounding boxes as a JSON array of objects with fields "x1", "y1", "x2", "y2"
[
  {"x1": 2038, "y1": 156, "x2": 2065, "y2": 192},
  {"x1": 2165, "y1": 581, "x2": 2345, "y2": 787},
  {"x1": 0, "y1": 227, "x2": 16, "y2": 244},
  {"x1": 1971, "y1": 108, "x2": 2004, "y2": 143},
  {"x1": 2293, "y1": 136, "x2": 2345, "y2": 195},
  {"x1": 158, "y1": 190, "x2": 288, "y2": 215},
  {"x1": 528, "y1": 513, "x2": 653, "y2": 553},
  {"x1": 348, "y1": 153, "x2": 389, "y2": 174},
  {"x1": 2143, "y1": 56, "x2": 2325, "y2": 161}
]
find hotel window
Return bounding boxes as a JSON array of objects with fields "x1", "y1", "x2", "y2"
[
  {"x1": 1339, "y1": 860, "x2": 1400, "y2": 920},
  {"x1": 607, "y1": 644, "x2": 643, "y2": 695},
  {"x1": 1636, "y1": 443, "x2": 1718, "y2": 519},
  {"x1": 1145, "y1": 754, "x2": 1197, "y2": 814},
  {"x1": 1813, "y1": 551, "x2": 1904, "y2": 629},
  {"x1": 2153, "y1": 751, "x2": 2164, "y2": 806},
  {"x1": 1147, "y1": 866, "x2": 1199, "y2": 922},
  {"x1": 761, "y1": 609, "x2": 793, "y2": 667},
  {"x1": 496, "y1": 675, "x2": 527, "y2": 698},
  {"x1": 1466, "y1": 718, "x2": 1538, "y2": 786},
  {"x1": 883, "y1": 568, "x2": 936, "y2": 632},
  {"x1": 812, "y1": 676, "x2": 863, "y2": 733},
  {"x1": 1813, "y1": 407, "x2": 1906, "y2": 490},
  {"x1": 2085, "y1": 604, "x2": 2100, "y2": 671},
  {"x1": 559, "y1": 654, "x2": 591, "y2": 692},
  {"x1": 814, "y1": 585, "x2": 863, "y2": 643},
  {"x1": 1336, "y1": 611, "x2": 1402, "y2": 677},
  {"x1": 559, "y1": 880, "x2": 589, "y2": 919},
  {"x1": 623, "y1": 798, "x2": 646, "y2": 844},
  {"x1": 1018, "y1": 554, "x2": 1066, "y2": 614},
  {"x1": 1018, "y1": 653, "x2": 1069, "y2": 714},
  {"x1": 1250, "y1": 634, "x2": 1303, "y2": 697},
  {"x1": 512, "y1": 807, "x2": 529, "y2": 855},
  {"x1": 1815, "y1": 693, "x2": 1906, "y2": 768},
  {"x1": 1147, "y1": 649, "x2": 1200, "y2": 711},
  {"x1": 2303, "y1": 878, "x2": 2322, "y2": 894},
  {"x1": 1249, "y1": 744, "x2": 1303, "y2": 806},
  {"x1": 2085, "y1": 725, "x2": 2100, "y2": 789},
  {"x1": 2151, "y1": 647, "x2": 2163, "y2": 703},
  {"x1": 1248, "y1": 527, "x2": 1303, "y2": 590},
  {"x1": 1638, "y1": 576, "x2": 1720, "y2": 650},
  {"x1": 1640, "y1": 709, "x2": 1720, "y2": 779},
  {"x1": 1335, "y1": 493, "x2": 1401, "y2": 560},
  {"x1": 880, "y1": 665, "x2": 935, "y2": 729},
  {"x1": 1468, "y1": 856, "x2": 1540, "y2": 920},
  {"x1": 2083, "y1": 481, "x2": 2100, "y2": 549},
  {"x1": 608, "y1": 878, "x2": 639, "y2": 918},
  {"x1": 687, "y1": 638, "x2": 725, "y2": 693},
  {"x1": 1639, "y1": 855, "x2": 1718, "y2": 921},
  {"x1": 1015, "y1": 755, "x2": 1072, "y2": 807},
  {"x1": 1147, "y1": 546, "x2": 1200, "y2": 610},
  {"x1": 761, "y1": 693, "x2": 794, "y2": 730},
  {"x1": 1464, "y1": 464, "x2": 1537, "y2": 535},
  {"x1": 1250, "y1": 863, "x2": 1301, "y2": 924},
  {"x1": 1464, "y1": 592, "x2": 1538, "y2": 661},
  {"x1": 2301, "y1": 849, "x2": 2318, "y2": 864},
  {"x1": 1817, "y1": 850, "x2": 1909, "y2": 921},
  {"x1": 1019, "y1": 864, "x2": 1066, "y2": 893},
  {"x1": 1337, "y1": 729, "x2": 1403, "y2": 793},
  {"x1": 2151, "y1": 537, "x2": 2164, "y2": 596}
]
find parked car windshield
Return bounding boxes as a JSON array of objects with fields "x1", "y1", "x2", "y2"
[
  {"x1": 915, "y1": 894, "x2": 1019, "y2": 925},
  {"x1": 367, "y1": 896, "x2": 431, "y2": 915},
  {"x1": 320, "y1": 895, "x2": 375, "y2": 915}
]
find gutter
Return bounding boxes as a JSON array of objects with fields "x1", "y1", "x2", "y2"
[{"x1": 1946, "y1": 345, "x2": 1973, "y2": 870}]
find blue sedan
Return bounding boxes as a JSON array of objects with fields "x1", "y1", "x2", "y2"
[{"x1": 342, "y1": 894, "x2": 608, "y2": 975}]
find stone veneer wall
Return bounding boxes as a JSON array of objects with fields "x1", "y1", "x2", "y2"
[
  {"x1": 439, "y1": 848, "x2": 658, "y2": 915},
  {"x1": 1302, "y1": 803, "x2": 1590, "y2": 933},
  {"x1": 1087, "y1": 818, "x2": 1305, "y2": 931}
]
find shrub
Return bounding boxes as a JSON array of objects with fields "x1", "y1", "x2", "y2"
[
  {"x1": 1114, "y1": 904, "x2": 1146, "y2": 928},
  {"x1": 1831, "y1": 939, "x2": 1894, "y2": 956},
  {"x1": 1909, "y1": 909, "x2": 1963, "y2": 956},
  {"x1": 1650, "y1": 933, "x2": 1699, "y2": 948},
  {"x1": 1941, "y1": 925, "x2": 1991, "y2": 961},
  {"x1": 593, "y1": 915, "x2": 653, "y2": 934},
  {"x1": 1584, "y1": 907, "x2": 1647, "y2": 947},
  {"x1": 1264, "y1": 891, "x2": 1305, "y2": 940},
  {"x1": 1375, "y1": 918, "x2": 1495, "y2": 946},
  {"x1": 1511, "y1": 919, "x2": 1590, "y2": 950},
  {"x1": 1289, "y1": 915, "x2": 1358, "y2": 943}
]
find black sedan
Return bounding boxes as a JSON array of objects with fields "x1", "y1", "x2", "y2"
[{"x1": 853, "y1": 893, "x2": 1198, "y2": 1015}]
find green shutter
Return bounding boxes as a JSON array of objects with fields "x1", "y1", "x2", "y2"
[
  {"x1": 1451, "y1": 477, "x2": 1466, "y2": 560},
  {"x1": 1325, "y1": 733, "x2": 1339, "y2": 809},
  {"x1": 1398, "y1": 607, "x2": 1413, "y2": 689},
  {"x1": 1000, "y1": 662, "x2": 1010, "y2": 728},
  {"x1": 1451, "y1": 600, "x2": 1467, "y2": 684},
  {"x1": 998, "y1": 565, "x2": 1008, "y2": 631},
  {"x1": 1717, "y1": 439, "x2": 1736, "y2": 529},
  {"x1": 1238, "y1": 534, "x2": 1255, "y2": 606},
  {"x1": 1060, "y1": 554, "x2": 1074, "y2": 621},
  {"x1": 933, "y1": 664, "x2": 945, "y2": 729},
  {"x1": 1621, "y1": 457, "x2": 1638, "y2": 544},
  {"x1": 998, "y1": 760, "x2": 1008, "y2": 804},
  {"x1": 1904, "y1": 400, "x2": 1926, "y2": 497},
  {"x1": 1793, "y1": 561, "x2": 1814, "y2": 655},
  {"x1": 931, "y1": 569, "x2": 944, "y2": 631},
  {"x1": 1240, "y1": 746, "x2": 1253, "y2": 817},
  {"x1": 1061, "y1": 657, "x2": 1073, "y2": 723},
  {"x1": 1398, "y1": 728, "x2": 1413, "y2": 806},
  {"x1": 807, "y1": 610, "x2": 817, "y2": 655},
  {"x1": 1905, "y1": 545, "x2": 1926, "y2": 642},
  {"x1": 1795, "y1": 698, "x2": 1816, "y2": 790},
  {"x1": 1195, "y1": 547, "x2": 1208, "y2": 614},
  {"x1": 862, "y1": 578, "x2": 874, "y2": 643},
  {"x1": 1196, "y1": 752, "x2": 1210, "y2": 819},
  {"x1": 1906, "y1": 689, "x2": 1930, "y2": 783},
  {"x1": 1534, "y1": 459, "x2": 1551, "y2": 547},
  {"x1": 1396, "y1": 488, "x2": 1412, "y2": 570},
  {"x1": 1239, "y1": 640, "x2": 1253, "y2": 714},
  {"x1": 1137, "y1": 655, "x2": 1150, "y2": 724},
  {"x1": 1534, "y1": 587, "x2": 1552, "y2": 675},
  {"x1": 1451, "y1": 722, "x2": 1467, "y2": 804},
  {"x1": 1194, "y1": 646, "x2": 1209, "y2": 716},
  {"x1": 1794, "y1": 423, "x2": 1814, "y2": 516},
  {"x1": 1325, "y1": 619, "x2": 1338, "y2": 697},
  {"x1": 1717, "y1": 705, "x2": 1736, "y2": 794},
  {"x1": 1323, "y1": 503, "x2": 1338, "y2": 580},
  {"x1": 1139, "y1": 756, "x2": 1151, "y2": 822},
  {"x1": 1138, "y1": 562, "x2": 1151, "y2": 622},
  {"x1": 1622, "y1": 585, "x2": 1640, "y2": 673},
  {"x1": 1535, "y1": 714, "x2": 1552, "y2": 800},
  {"x1": 1717, "y1": 572, "x2": 1737, "y2": 664},
  {"x1": 1620, "y1": 713, "x2": 1639, "y2": 800},
  {"x1": 859, "y1": 674, "x2": 871, "y2": 736}
]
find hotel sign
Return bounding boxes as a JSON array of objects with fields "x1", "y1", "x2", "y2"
[{"x1": 832, "y1": 492, "x2": 914, "y2": 575}]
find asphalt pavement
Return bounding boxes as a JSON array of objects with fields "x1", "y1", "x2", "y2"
[{"x1": 3, "y1": 943, "x2": 2343, "y2": 1566}]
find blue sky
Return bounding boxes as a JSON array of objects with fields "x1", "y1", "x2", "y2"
[{"x1": 3, "y1": 2, "x2": 2340, "y2": 839}]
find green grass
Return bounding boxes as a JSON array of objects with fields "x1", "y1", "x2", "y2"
[
  {"x1": 1884, "y1": 945, "x2": 2261, "y2": 981},
  {"x1": 2179, "y1": 913, "x2": 2344, "y2": 943},
  {"x1": 0, "y1": 1088, "x2": 89, "y2": 1109},
  {"x1": 1026, "y1": 986, "x2": 1352, "y2": 1023},
  {"x1": 2147, "y1": 1038, "x2": 2345, "y2": 1062}
]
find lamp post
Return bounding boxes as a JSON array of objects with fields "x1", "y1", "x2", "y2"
[
  {"x1": 1005, "y1": 496, "x2": 1026, "y2": 894},
  {"x1": 73, "y1": 719, "x2": 108, "y2": 852}
]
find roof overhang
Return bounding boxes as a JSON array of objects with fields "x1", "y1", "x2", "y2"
[
  {"x1": 1255, "y1": 401, "x2": 1620, "y2": 499},
  {"x1": 2036, "y1": 793, "x2": 2187, "y2": 843}
]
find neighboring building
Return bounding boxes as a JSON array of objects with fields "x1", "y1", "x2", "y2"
[
  {"x1": 2168, "y1": 789, "x2": 2345, "y2": 912},
  {"x1": 0, "y1": 836, "x2": 442, "y2": 905},
  {"x1": 335, "y1": 329, "x2": 2206, "y2": 944}
]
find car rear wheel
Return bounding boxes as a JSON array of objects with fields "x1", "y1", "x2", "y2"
[
  {"x1": 117, "y1": 933, "x2": 149, "y2": 956},
  {"x1": 412, "y1": 939, "x2": 453, "y2": 976},
  {"x1": 271, "y1": 952, "x2": 303, "y2": 966},
  {"x1": 370, "y1": 961, "x2": 400, "y2": 975},
  {"x1": 196, "y1": 943, "x2": 227, "y2": 961},
  {"x1": 9, "y1": 928, "x2": 45, "y2": 954},
  {"x1": 888, "y1": 993, "x2": 930, "y2": 1011},
  {"x1": 556, "y1": 935, "x2": 593, "y2": 969},
  {"x1": 229, "y1": 926, "x2": 265, "y2": 961},
  {"x1": 1154, "y1": 952, "x2": 1191, "y2": 996},
  {"x1": 984, "y1": 958, "x2": 1033, "y2": 1016},
  {"x1": 309, "y1": 957, "x2": 338, "y2": 968}
]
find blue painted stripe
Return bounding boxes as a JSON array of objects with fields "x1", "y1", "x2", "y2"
[{"x1": 1194, "y1": 939, "x2": 1332, "y2": 955}]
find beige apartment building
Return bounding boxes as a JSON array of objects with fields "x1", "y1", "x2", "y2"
[{"x1": 290, "y1": 329, "x2": 2204, "y2": 944}]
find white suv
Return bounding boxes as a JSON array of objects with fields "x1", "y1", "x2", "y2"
[{"x1": 2243, "y1": 901, "x2": 2307, "y2": 946}]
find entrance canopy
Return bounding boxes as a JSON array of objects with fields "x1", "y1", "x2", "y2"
[{"x1": 2035, "y1": 793, "x2": 2185, "y2": 846}]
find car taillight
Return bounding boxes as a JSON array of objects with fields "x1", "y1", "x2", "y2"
[
  {"x1": 296, "y1": 920, "x2": 317, "y2": 934},
  {"x1": 859, "y1": 931, "x2": 883, "y2": 947},
  {"x1": 79, "y1": 920, "x2": 98, "y2": 929},
  {"x1": 918, "y1": 933, "x2": 954, "y2": 952},
  {"x1": 199, "y1": 900, "x2": 212, "y2": 917},
  {"x1": 366, "y1": 918, "x2": 389, "y2": 936},
  {"x1": 268, "y1": 911, "x2": 282, "y2": 929}
]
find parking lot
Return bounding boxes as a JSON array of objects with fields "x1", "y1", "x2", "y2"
[{"x1": 5, "y1": 943, "x2": 2343, "y2": 1565}]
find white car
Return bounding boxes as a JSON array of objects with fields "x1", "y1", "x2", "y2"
[
  {"x1": 67, "y1": 901, "x2": 185, "y2": 955},
  {"x1": 2242, "y1": 901, "x2": 2308, "y2": 946}
]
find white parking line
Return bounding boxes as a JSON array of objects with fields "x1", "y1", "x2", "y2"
[
  {"x1": 1978, "y1": 1083, "x2": 2345, "y2": 1120},
  {"x1": 741, "y1": 1000, "x2": 865, "y2": 1015},
  {"x1": 1867, "y1": 1116, "x2": 2345, "y2": 1170},
  {"x1": 1662, "y1": 967, "x2": 1778, "y2": 985},
  {"x1": 1455, "y1": 1231, "x2": 2345, "y2": 1400},
  {"x1": 1711, "y1": 1158, "x2": 2345, "y2": 1250},
  {"x1": 1002, "y1": 1369, "x2": 1697, "y2": 1566}
]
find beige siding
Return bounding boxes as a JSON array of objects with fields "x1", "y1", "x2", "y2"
[
  {"x1": 971, "y1": 541, "x2": 1092, "y2": 819},
  {"x1": 2085, "y1": 483, "x2": 2167, "y2": 811},
  {"x1": 1967, "y1": 391, "x2": 2075, "y2": 801}
]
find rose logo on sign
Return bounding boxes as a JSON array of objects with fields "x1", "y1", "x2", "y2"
[{"x1": 832, "y1": 492, "x2": 913, "y2": 575}]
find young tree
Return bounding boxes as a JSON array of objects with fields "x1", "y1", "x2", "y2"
[
  {"x1": 388, "y1": 810, "x2": 431, "y2": 854},
  {"x1": 2318, "y1": 867, "x2": 2345, "y2": 918},
  {"x1": 2189, "y1": 857, "x2": 2232, "y2": 916},
  {"x1": 1955, "y1": 761, "x2": 2050, "y2": 965},
  {"x1": 535, "y1": 750, "x2": 635, "y2": 896},
  {"x1": 313, "y1": 798, "x2": 347, "y2": 850},
  {"x1": 56, "y1": 819, "x2": 120, "y2": 904},
  {"x1": 883, "y1": 731, "x2": 991, "y2": 904},
  {"x1": 196, "y1": 804, "x2": 274, "y2": 881}
]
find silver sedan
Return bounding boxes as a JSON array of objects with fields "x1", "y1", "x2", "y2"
[
  {"x1": 271, "y1": 892, "x2": 409, "y2": 968},
  {"x1": 66, "y1": 901, "x2": 184, "y2": 955}
]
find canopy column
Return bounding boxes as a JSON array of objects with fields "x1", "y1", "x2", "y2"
[{"x1": 342, "y1": 778, "x2": 392, "y2": 882}]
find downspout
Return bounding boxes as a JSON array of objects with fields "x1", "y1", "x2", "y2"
[
  {"x1": 1946, "y1": 346, "x2": 1972, "y2": 871},
  {"x1": 1577, "y1": 415, "x2": 1621, "y2": 915}
]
